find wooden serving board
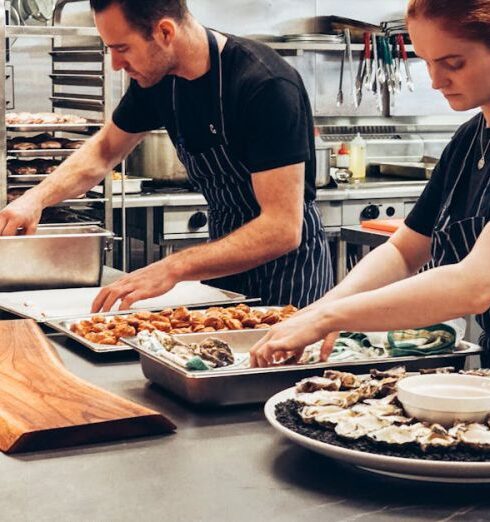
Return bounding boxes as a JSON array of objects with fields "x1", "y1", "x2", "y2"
[{"x1": 0, "y1": 320, "x2": 176, "y2": 453}]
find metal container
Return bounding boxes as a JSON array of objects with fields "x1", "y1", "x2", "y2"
[
  {"x1": 315, "y1": 145, "x2": 332, "y2": 187},
  {"x1": 123, "y1": 331, "x2": 482, "y2": 406},
  {"x1": 379, "y1": 160, "x2": 436, "y2": 180},
  {"x1": 127, "y1": 129, "x2": 188, "y2": 182},
  {"x1": 0, "y1": 225, "x2": 113, "y2": 291}
]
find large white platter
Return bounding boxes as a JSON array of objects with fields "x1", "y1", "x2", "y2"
[
  {"x1": 264, "y1": 387, "x2": 490, "y2": 483},
  {"x1": 0, "y1": 281, "x2": 246, "y2": 322}
]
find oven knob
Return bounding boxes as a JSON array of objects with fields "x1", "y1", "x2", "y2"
[
  {"x1": 361, "y1": 205, "x2": 380, "y2": 220},
  {"x1": 386, "y1": 206, "x2": 396, "y2": 217},
  {"x1": 188, "y1": 211, "x2": 207, "y2": 230}
]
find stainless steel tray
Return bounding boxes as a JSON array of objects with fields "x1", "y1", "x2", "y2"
[
  {"x1": 0, "y1": 225, "x2": 113, "y2": 292},
  {"x1": 7, "y1": 120, "x2": 103, "y2": 132},
  {"x1": 379, "y1": 161, "x2": 436, "y2": 180},
  {"x1": 125, "y1": 331, "x2": 483, "y2": 406},
  {"x1": 47, "y1": 305, "x2": 267, "y2": 352},
  {"x1": 3, "y1": 283, "x2": 253, "y2": 323},
  {"x1": 7, "y1": 149, "x2": 76, "y2": 158}
]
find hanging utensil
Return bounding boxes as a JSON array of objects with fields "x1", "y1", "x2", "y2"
[
  {"x1": 344, "y1": 28, "x2": 358, "y2": 108},
  {"x1": 372, "y1": 33, "x2": 383, "y2": 113},
  {"x1": 355, "y1": 38, "x2": 366, "y2": 106},
  {"x1": 376, "y1": 37, "x2": 386, "y2": 86},
  {"x1": 390, "y1": 35, "x2": 402, "y2": 93},
  {"x1": 336, "y1": 47, "x2": 346, "y2": 106},
  {"x1": 397, "y1": 34, "x2": 414, "y2": 91},
  {"x1": 363, "y1": 32, "x2": 372, "y2": 90}
]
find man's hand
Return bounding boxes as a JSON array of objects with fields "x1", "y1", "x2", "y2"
[
  {"x1": 91, "y1": 259, "x2": 179, "y2": 312},
  {"x1": 0, "y1": 194, "x2": 43, "y2": 236},
  {"x1": 249, "y1": 308, "x2": 333, "y2": 367}
]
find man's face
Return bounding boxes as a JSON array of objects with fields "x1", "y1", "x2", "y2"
[
  {"x1": 408, "y1": 17, "x2": 490, "y2": 112},
  {"x1": 94, "y1": 3, "x2": 175, "y2": 88}
]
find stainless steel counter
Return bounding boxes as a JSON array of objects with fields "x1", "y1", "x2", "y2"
[
  {"x1": 111, "y1": 182, "x2": 427, "y2": 209},
  {"x1": 1, "y1": 334, "x2": 487, "y2": 522}
]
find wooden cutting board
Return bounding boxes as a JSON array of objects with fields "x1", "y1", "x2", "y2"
[{"x1": 0, "y1": 320, "x2": 176, "y2": 453}]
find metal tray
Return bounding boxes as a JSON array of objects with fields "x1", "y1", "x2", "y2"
[
  {"x1": 0, "y1": 225, "x2": 113, "y2": 292},
  {"x1": 3, "y1": 283, "x2": 252, "y2": 323},
  {"x1": 46, "y1": 304, "x2": 267, "y2": 352},
  {"x1": 7, "y1": 120, "x2": 103, "y2": 132},
  {"x1": 125, "y1": 331, "x2": 484, "y2": 406},
  {"x1": 379, "y1": 161, "x2": 436, "y2": 180},
  {"x1": 7, "y1": 149, "x2": 76, "y2": 158},
  {"x1": 8, "y1": 174, "x2": 49, "y2": 182}
]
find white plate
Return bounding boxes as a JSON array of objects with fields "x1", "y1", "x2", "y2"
[{"x1": 264, "y1": 387, "x2": 490, "y2": 483}]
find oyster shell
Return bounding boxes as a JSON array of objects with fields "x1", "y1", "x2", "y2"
[
  {"x1": 460, "y1": 369, "x2": 490, "y2": 377},
  {"x1": 194, "y1": 337, "x2": 234, "y2": 367},
  {"x1": 297, "y1": 389, "x2": 361, "y2": 408},
  {"x1": 335, "y1": 414, "x2": 391, "y2": 440},
  {"x1": 450, "y1": 423, "x2": 490, "y2": 451},
  {"x1": 323, "y1": 370, "x2": 362, "y2": 389},
  {"x1": 370, "y1": 366, "x2": 406, "y2": 380},
  {"x1": 299, "y1": 405, "x2": 345, "y2": 424},
  {"x1": 368, "y1": 423, "x2": 429, "y2": 445},
  {"x1": 419, "y1": 366, "x2": 455, "y2": 375},
  {"x1": 296, "y1": 376, "x2": 341, "y2": 393},
  {"x1": 417, "y1": 424, "x2": 457, "y2": 451}
]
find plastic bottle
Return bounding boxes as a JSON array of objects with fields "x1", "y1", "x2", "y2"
[
  {"x1": 334, "y1": 143, "x2": 352, "y2": 182},
  {"x1": 349, "y1": 133, "x2": 366, "y2": 180}
]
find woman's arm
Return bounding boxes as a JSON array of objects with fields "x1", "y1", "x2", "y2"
[{"x1": 250, "y1": 222, "x2": 490, "y2": 367}]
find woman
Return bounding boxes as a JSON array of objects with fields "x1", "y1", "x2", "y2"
[{"x1": 250, "y1": 0, "x2": 490, "y2": 368}]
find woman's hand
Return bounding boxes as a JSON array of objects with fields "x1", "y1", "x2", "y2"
[{"x1": 249, "y1": 308, "x2": 335, "y2": 367}]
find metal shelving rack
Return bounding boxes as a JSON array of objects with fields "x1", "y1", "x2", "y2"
[{"x1": 0, "y1": 0, "x2": 120, "y2": 263}]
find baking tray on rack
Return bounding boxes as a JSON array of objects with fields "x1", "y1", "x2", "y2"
[
  {"x1": 7, "y1": 120, "x2": 103, "y2": 132},
  {"x1": 8, "y1": 174, "x2": 49, "y2": 183},
  {"x1": 121, "y1": 330, "x2": 483, "y2": 406},
  {"x1": 7, "y1": 149, "x2": 77, "y2": 158}
]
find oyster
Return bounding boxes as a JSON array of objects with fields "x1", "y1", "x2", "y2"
[
  {"x1": 297, "y1": 389, "x2": 361, "y2": 408},
  {"x1": 370, "y1": 366, "x2": 406, "y2": 380},
  {"x1": 323, "y1": 370, "x2": 362, "y2": 389},
  {"x1": 450, "y1": 423, "x2": 490, "y2": 451},
  {"x1": 335, "y1": 414, "x2": 391, "y2": 440},
  {"x1": 368, "y1": 423, "x2": 429, "y2": 446},
  {"x1": 352, "y1": 398, "x2": 403, "y2": 418},
  {"x1": 194, "y1": 337, "x2": 234, "y2": 367},
  {"x1": 296, "y1": 375, "x2": 341, "y2": 393},
  {"x1": 299, "y1": 405, "x2": 344, "y2": 424},
  {"x1": 300, "y1": 405, "x2": 355, "y2": 426},
  {"x1": 417, "y1": 424, "x2": 457, "y2": 451},
  {"x1": 460, "y1": 369, "x2": 490, "y2": 377},
  {"x1": 152, "y1": 330, "x2": 190, "y2": 352},
  {"x1": 419, "y1": 366, "x2": 455, "y2": 375}
]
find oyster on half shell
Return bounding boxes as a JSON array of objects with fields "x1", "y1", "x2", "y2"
[{"x1": 335, "y1": 414, "x2": 392, "y2": 440}]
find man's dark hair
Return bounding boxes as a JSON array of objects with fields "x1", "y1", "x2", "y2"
[{"x1": 90, "y1": 0, "x2": 189, "y2": 38}]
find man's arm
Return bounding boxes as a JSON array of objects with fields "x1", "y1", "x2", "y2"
[
  {"x1": 92, "y1": 162, "x2": 305, "y2": 311},
  {"x1": 300, "y1": 224, "x2": 433, "y2": 312},
  {"x1": 0, "y1": 122, "x2": 146, "y2": 235}
]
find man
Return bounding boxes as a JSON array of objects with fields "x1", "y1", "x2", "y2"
[{"x1": 0, "y1": 0, "x2": 332, "y2": 311}]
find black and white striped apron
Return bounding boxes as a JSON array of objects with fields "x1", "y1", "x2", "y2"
[
  {"x1": 172, "y1": 29, "x2": 332, "y2": 307},
  {"x1": 431, "y1": 113, "x2": 490, "y2": 365}
]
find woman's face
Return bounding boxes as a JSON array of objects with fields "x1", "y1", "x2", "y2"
[{"x1": 408, "y1": 17, "x2": 490, "y2": 112}]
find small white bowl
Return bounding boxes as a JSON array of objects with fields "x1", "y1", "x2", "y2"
[{"x1": 397, "y1": 374, "x2": 490, "y2": 427}]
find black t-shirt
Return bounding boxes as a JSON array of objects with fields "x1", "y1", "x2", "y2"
[
  {"x1": 406, "y1": 114, "x2": 490, "y2": 237},
  {"x1": 113, "y1": 33, "x2": 317, "y2": 201}
]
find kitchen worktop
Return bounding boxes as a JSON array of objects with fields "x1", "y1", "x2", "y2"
[
  {"x1": 111, "y1": 180, "x2": 427, "y2": 208},
  {"x1": 1, "y1": 331, "x2": 487, "y2": 522}
]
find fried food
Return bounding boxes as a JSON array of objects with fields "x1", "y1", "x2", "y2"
[{"x1": 70, "y1": 304, "x2": 298, "y2": 345}]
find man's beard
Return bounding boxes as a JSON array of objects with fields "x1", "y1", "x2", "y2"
[{"x1": 136, "y1": 40, "x2": 174, "y2": 88}]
